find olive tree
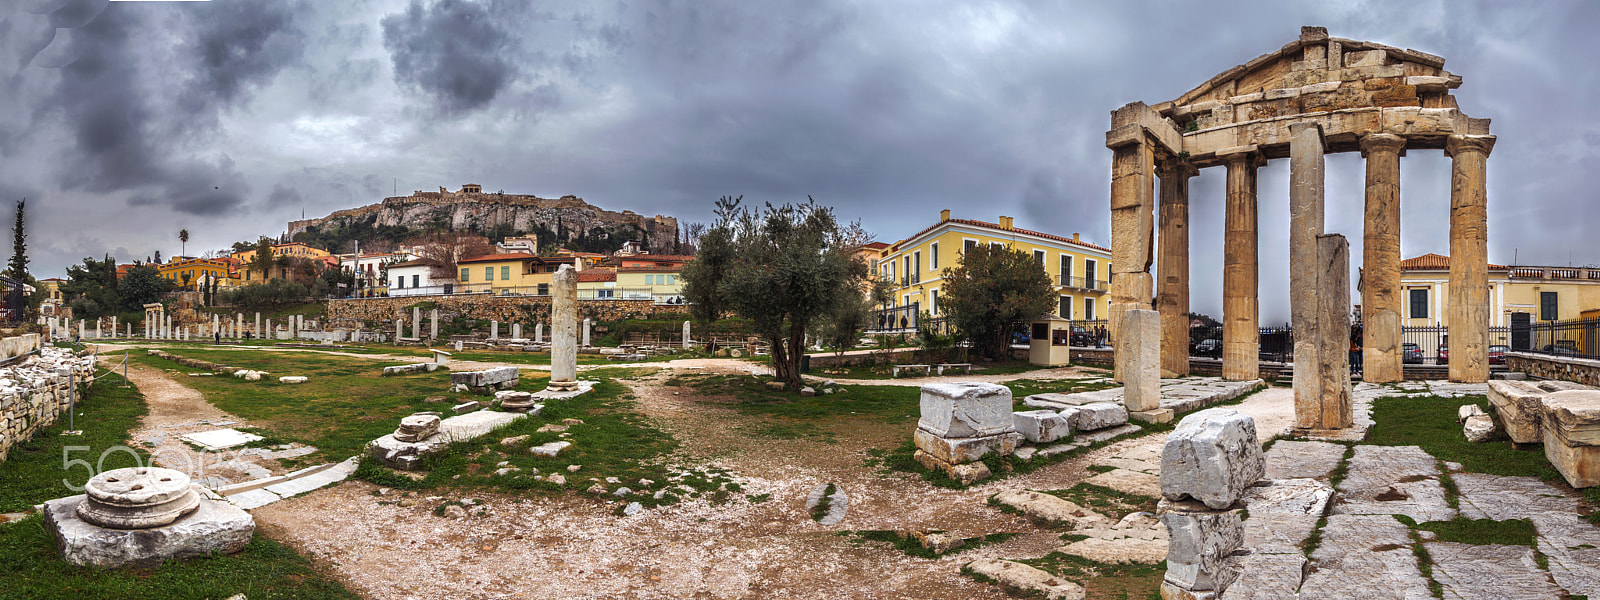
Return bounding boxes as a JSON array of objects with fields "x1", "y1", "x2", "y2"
[
  {"x1": 940, "y1": 244, "x2": 1056, "y2": 359},
  {"x1": 680, "y1": 196, "x2": 873, "y2": 389}
]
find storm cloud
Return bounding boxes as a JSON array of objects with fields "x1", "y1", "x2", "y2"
[{"x1": 0, "y1": 0, "x2": 1597, "y2": 323}]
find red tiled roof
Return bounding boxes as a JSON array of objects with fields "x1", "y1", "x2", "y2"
[
  {"x1": 1401, "y1": 253, "x2": 1507, "y2": 271},
  {"x1": 576, "y1": 270, "x2": 617, "y2": 282},
  {"x1": 859, "y1": 242, "x2": 890, "y2": 250},
  {"x1": 459, "y1": 253, "x2": 538, "y2": 264},
  {"x1": 894, "y1": 218, "x2": 1110, "y2": 253}
]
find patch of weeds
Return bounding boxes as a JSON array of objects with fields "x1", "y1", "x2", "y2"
[
  {"x1": 811, "y1": 484, "x2": 837, "y2": 521},
  {"x1": 1017, "y1": 551, "x2": 1166, "y2": 584},
  {"x1": 1394, "y1": 515, "x2": 1444, "y2": 599},
  {"x1": 850, "y1": 530, "x2": 1016, "y2": 559},
  {"x1": 1413, "y1": 518, "x2": 1537, "y2": 547},
  {"x1": 746, "y1": 493, "x2": 771, "y2": 504},
  {"x1": 1302, "y1": 515, "x2": 1329, "y2": 557},
  {"x1": 1437, "y1": 468, "x2": 1461, "y2": 510},
  {"x1": 1040, "y1": 483, "x2": 1160, "y2": 521},
  {"x1": 1085, "y1": 464, "x2": 1117, "y2": 474}
]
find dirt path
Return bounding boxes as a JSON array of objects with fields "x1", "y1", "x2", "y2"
[{"x1": 120, "y1": 361, "x2": 318, "y2": 487}]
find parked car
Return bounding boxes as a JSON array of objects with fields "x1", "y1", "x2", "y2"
[
  {"x1": 1402, "y1": 343, "x2": 1424, "y2": 364},
  {"x1": 1488, "y1": 345, "x2": 1508, "y2": 365},
  {"x1": 1437, "y1": 344, "x2": 1449, "y2": 365},
  {"x1": 1192, "y1": 339, "x2": 1221, "y2": 357},
  {"x1": 1542, "y1": 343, "x2": 1581, "y2": 357},
  {"x1": 1070, "y1": 326, "x2": 1094, "y2": 347}
]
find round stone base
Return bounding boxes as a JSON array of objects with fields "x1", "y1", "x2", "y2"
[{"x1": 44, "y1": 492, "x2": 255, "y2": 568}]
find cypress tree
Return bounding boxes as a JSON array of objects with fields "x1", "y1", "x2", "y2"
[{"x1": 5, "y1": 198, "x2": 26, "y2": 280}]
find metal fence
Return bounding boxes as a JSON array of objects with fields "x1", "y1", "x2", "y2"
[
  {"x1": 868, "y1": 305, "x2": 921, "y2": 333},
  {"x1": 1520, "y1": 317, "x2": 1600, "y2": 359}
]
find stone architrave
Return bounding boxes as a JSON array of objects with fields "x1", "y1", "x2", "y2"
[
  {"x1": 1290, "y1": 122, "x2": 1327, "y2": 417},
  {"x1": 1361, "y1": 133, "x2": 1406, "y2": 383},
  {"x1": 1307, "y1": 234, "x2": 1353, "y2": 430},
  {"x1": 1221, "y1": 148, "x2": 1261, "y2": 381},
  {"x1": 412, "y1": 307, "x2": 421, "y2": 339},
  {"x1": 1447, "y1": 134, "x2": 1495, "y2": 383},
  {"x1": 1157, "y1": 161, "x2": 1196, "y2": 377},
  {"x1": 491, "y1": 320, "x2": 499, "y2": 340},
  {"x1": 582, "y1": 318, "x2": 592, "y2": 347},
  {"x1": 1161, "y1": 408, "x2": 1265, "y2": 509},
  {"x1": 549, "y1": 265, "x2": 579, "y2": 389},
  {"x1": 431, "y1": 309, "x2": 439, "y2": 339},
  {"x1": 682, "y1": 321, "x2": 692, "y2": 349},
  {"x1": 1119, "y1": 309, "x2": 1162, "y2": 412}
]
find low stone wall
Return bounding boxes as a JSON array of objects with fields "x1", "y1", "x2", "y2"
[
  {"x1": 0, "y1": 344, "x2": 97, "y2": 462},
  {"x1": 0, "y1": 333, "x2": 40, "y2": 361},
  {"x1": 1506, "y1": 352, "x2": 1600, "y2": 387},
  {"x1": 326, "y1": 295, "x2": 689, "y2": 328},
  {"x1": 146, "y1": 349, "x2": 241, "y2": 375},
  {"x1": 807, "y1": 348, "x2": 924, "y2": 368}
]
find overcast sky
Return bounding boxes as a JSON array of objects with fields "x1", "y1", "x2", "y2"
[{"x1": 2, "y1": 0, "x2": 1597, "y2": 322}]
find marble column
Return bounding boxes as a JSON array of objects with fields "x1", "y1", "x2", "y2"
[
  {"x1": 582, "y1": 318, "x2": 592, "y2": 347},
  {"x1": 1289, "y1": 122, "x2": 1327, "y2": 416},
  {"x1": 95, "y1": 320, "x2": 102, "y2": 339},
  {"x1": 1447, "y1": 134, "x2": 1496, "y2": 383},
  {"x1": 550, "y1": 265, "x2": 578, "y2": 389},
  {"x1": 1157, "y1": 160, "x2": 1196, "y2": 377},
  {"x1": 1304, "y1": 234, "x2": 1353, "y2": 429},
  {"x1": 682, "y1": 321, "x2": 692, "y2": 349},
  {"x1": 78, "y1": 320, "x2": 85, "y2": 340},
  {"x1": 212, "y1": 314, "x2": 220, "y2": 338},
  {"x1": 266, "y1": 318, "x2": 272, "y2": 340},
  {"x1": 412, "y1": 307, "x2": 421, "y2": 339},
  {"x1": 1221, "y1": 148, "x2": 1261, "y2": 381},
  {"x1": 1107, "y1": 134, "x2": 1155, "y2": 382},
  {"x1": 1361, "y1": 133, "x2": 1406, "y2": 383},
  {"x1": 512, "y1": 323, "x2": 522, "y2": 339},
  {"x1": 430, "y1": 309, "x2": 439, "y2": 339},
  {"x1": 110, "y1": 316, "x2": 116, "y2": 339},
  {"x1": 255, "y1": 313, "x2": 261, "y2": 339},
  {"x1": 394, "y1": 318, "x2": 401, "y2": 342},
  {"x1": 535, "y1": 323, "x2": 543, "y2": 344},
  {"x1": 490, "y1": 320, "x2": 499, "y2": 340}
]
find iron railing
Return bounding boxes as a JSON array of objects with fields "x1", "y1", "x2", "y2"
[
  {"x1": 1517, "y1": 317, "x2": 1600, "y2": 359},
  {"x1": 1056, "y1": 276, "x2": 1110, "y2": 291}
]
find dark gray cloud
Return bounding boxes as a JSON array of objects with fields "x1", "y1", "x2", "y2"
[
  {"x1": 382, "y1": 0, "x2": 518, "y2": 115},
  {"x1": 0, "y1": 0, "x2": 1596, "y2": 324}
]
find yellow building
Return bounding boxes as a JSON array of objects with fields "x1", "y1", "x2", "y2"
[
  {"x1": 1396, "y1": 253, "x2": 1600, "y2": 327},
  {"x1": 457, "y1": 254, "x2": 580, "y2": 294},
  {"x1": 233, "y1": 242, "x2": 333, "y2": 284},
  {"x1": 615, "y1": 265, "x2": 685, "y2": 303},
  {"x1": 157, "y1": 258, "x2": 232, "y2": 289},
  {"x1": 874, "y1": 210, "x2": 1113, "y2": 321}
]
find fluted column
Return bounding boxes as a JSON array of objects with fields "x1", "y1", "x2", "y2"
[
  {"x1": 1157, "y1": 160, "x2": 1197, "y2": 377},
  {"x1": 1361, "y1": 133, "x2": 1406, "y2": 383},
  {"x1": 1447, "y1": 134, "x2": 1495, "y2": 383},
  {"x1": 1289, "y1": 122, "x2": 1327, "y2": 423},
  {"x1": 1221, "y1": 148, "x2": 1261, "y2": 381}
]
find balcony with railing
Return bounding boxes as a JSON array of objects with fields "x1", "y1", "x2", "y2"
[
  {"x1": 1508, "y1": 266, "x2": 1600, "y2": 281},
  {"x1": 1057, "y1": 275, "x2": 1109, "y2": 292}
]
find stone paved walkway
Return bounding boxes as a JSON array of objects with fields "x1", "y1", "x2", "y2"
[{"x1": 970, "y1": 381, "x2": 1600, "y2": 599}]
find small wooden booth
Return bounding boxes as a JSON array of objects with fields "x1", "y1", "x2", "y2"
[{"x1": 1028, "y1": 314, "x2": 1073, "y2": 367}]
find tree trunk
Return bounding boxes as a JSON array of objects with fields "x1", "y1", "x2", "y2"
[{"x1": 770, "y1": 332, "x2": 796, "y2": 388}]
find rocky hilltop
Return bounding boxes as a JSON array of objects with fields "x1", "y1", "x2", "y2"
[{"x1": 287, "y1": 184, "x2": 679, "y2": 250}]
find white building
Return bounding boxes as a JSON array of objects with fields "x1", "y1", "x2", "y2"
[
  {"x1": 495, "y1": 236, "x2": 538, "y2": 255},
  {"x1": 388, "y1": 259, "x2": 443, "y2": 296}
]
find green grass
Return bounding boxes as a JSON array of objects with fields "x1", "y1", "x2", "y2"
[
  {"x1": 0, "y1": 516, "x2": 359, "y2": 600},
  {"x1": 136, "y1": 348, "x2": 490, "y2": 465},
  {"x1": 1041, "y1": 483, "x2": 1160, "y2": 521},
  {"x1": 1414, "y1": 518, "x2": 1537, "y2": 546},
  {"x1": 354, "y1": 367, "x2": 742, "y2": 510},
  {"x1": 1365, "y1": 394, "x2": 1600, "y2": 520},
  {"x1": 0, "y1": 371, "x2": 147, "y2": 512},
  {"x1": 662, "y1": 373, "x2": 923, "y2": 441},
  {"x1": 847, "y1": 530, "x2": 1015, "y2": 559}
]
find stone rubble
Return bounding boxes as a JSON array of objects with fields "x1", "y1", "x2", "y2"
[
  {"x1": 1160, "y1": 408, "x2": 1264, "y2": 510},
  {"x1": 913, "y1": 383, "x2": 1018, "y2": 485}
]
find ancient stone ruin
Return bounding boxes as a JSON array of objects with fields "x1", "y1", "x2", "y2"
[
  {"x1": 1158, "y1": 408, "x2": 1264, "y2": 597},
  {"x1": 450, "y1": 366, "x2": 519, "y2": 394},
  {"x1": 913, "y1": 382, "x2": 1021, "y2": 485},
  {"x1": 1107, "y1": 28, "x2": 1497, "y2": 424},
  {"x1": 43, "y1": 467, "x2": 254, "y2": 568},
  {"x1": 548, "y1": 264, "x2": 579, "y2": 391}
]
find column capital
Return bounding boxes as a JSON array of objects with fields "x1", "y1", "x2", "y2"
[
  {"x1": 1446, "y1": 134, "x2": 1496, "y2": 158},
  {"x1": 1219, "y1": 146, "x2": 1266, "y2": 169},
  {"x1": 1288, "y1": 121, "x2": 1324, "y2": 138},
  {"x1": 1359, "y1": 133, "x2": 1407, "y2": 157},
  {"x1": 1157, "y1": 158, "x2": 1199, "y2": 179}
]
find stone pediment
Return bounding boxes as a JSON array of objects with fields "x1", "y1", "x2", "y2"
[{"x1": 1110, "y1": 27, "x2": 1490, "y2": 167}]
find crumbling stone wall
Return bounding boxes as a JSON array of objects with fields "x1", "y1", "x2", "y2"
[
  {"x1": 325, "y1": 296, "x2": 688, "y2": 328},
  {"x1": 0, "y1": 341, "x2": 97, "y2": 462},
  {"x1": 1506, "y1": 352, "x2": 1600, "y2": 387}
]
